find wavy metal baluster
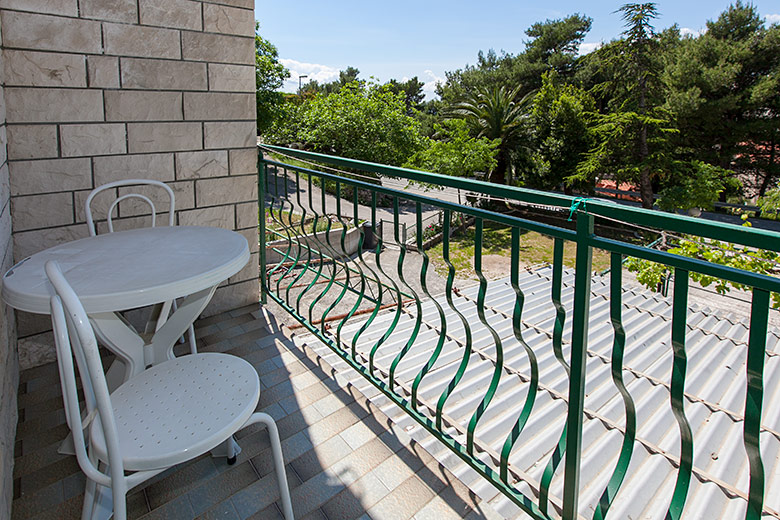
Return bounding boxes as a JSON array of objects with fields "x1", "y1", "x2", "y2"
[
  {"x1": 666, "y1": 269, "x2": 693, "y2": 520},
  {"x1": 307, "y1": 178, "x2": 338, "y2": 327},
  {"x1": 388, "y1": 197, "x2": 423, "y2": 394},
  {"x1": 274, "y1": 169, "x2": 300, "y2": 300},
  {"x1": 298, "y1": 174, "x2": 328, "y2": 320},
  {"x1": 593, "y1": 253, "x2": 637, "y2": 520},
  {"x1": 368, "y1": 196, "x2": 404, "y2": 378},
  {"x1": 266, "y1": 168, "x2": 295, "y2": 296},
  {"x1": 744, "y1": 288, "x2": 768, "y2": 520},
  {"x1": 320, "y1": 181, "x2": 353, "y2": 336},
  {"x1": 293, "y1": 173, "x2": 319, "y2": 315},
  {"x1": 466, "y1": 218, "x2": 504, "y2": 456},
  {"x1": 350, "y1": 191, "x2": 386, "y2": 361},
  {"x1": 411, "y1": 203, "x2": 448, "y2": 410},
  {"x1": 282, "y1": 169, "x2": 307, "y2": 306},
  {"x1": 436, "y1": 211, "x2": 474, "y2": 430},
  {"x1": 500, "y1": 226, "x2": 539, "y2": 484},
  {"x1": 539, "y1": 238, "x2": 570, "y2": 516},
  {"x1": 334, "y1": 189, "x2": 370, "y2": 349}
]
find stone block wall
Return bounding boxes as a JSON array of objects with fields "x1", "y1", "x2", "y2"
[
  {"x1": 0, "y1": 15, "x2": 19, "y2": 520},
  {"x1": 0, "y1": 0, "x2": 260, "y2": 369}
]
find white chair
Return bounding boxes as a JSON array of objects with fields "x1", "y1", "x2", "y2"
[
  {"x1": 47, "y1": 261, "x2": 294, "y2": 520},
  {"x1": 85, "y1": 179, "x2": 198, "y2": 354}
]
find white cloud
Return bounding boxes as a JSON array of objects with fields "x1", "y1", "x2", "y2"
[
  {"x1": 766, "y1": 13, "x2": 780, "y2": 25},
  {"x1": 680, "y1": 27, "x2": 702, "y2": 37},
  {"x1": 279, "y1": 58, "x2": 339, "y2": 91},
  {"x1": 422, "y1": 69, "x2": 444, "y2": 100},
  {"x1": 578, "y1": 42, "x2": 602, "y2": 55}
]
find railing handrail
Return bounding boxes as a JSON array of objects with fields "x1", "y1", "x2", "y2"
[{"x1": 260, "y1": 144, "x2": 780, "y2": 253}]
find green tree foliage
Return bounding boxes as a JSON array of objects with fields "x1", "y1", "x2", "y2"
[
  {"x1": 266, "y1": 81, "x2": 424, "y2": 167},
  {"x1": 662, "y1": 2, "x2": 780, "y2": 193},
  {"x1": 447, "y1": 86, "x2": 532, "y2": 184},
  {"x1": 301, "y1": 66, "x2": 362, "y2": 95},
  {"x1": 386, "y1": 76, "x2": 426, "y2": 113},
  {"x1": 585, "y1": 3, "x2": 666, "y2": 208},
  {"x1": 255, "y1": 23, "x2": 290, "y2": 135},
  {"x1": 524, "y1": 73, "x2": 596, "y2": 191},
  {"x1": 524, "y1": 14, "x2": 593, "y2": 79},
  {"x1": 625, "y1": 232, "x2": 780, "y2": 308},
  {"x1": 437, "y1": 14, "x2": 592, "y2": 104},
  {"x1": 656, "y1": 161, "x2": 733, "y2": 211},
  {"x1": 404, "y1": 119, "x2": 499, "y2": 179}
]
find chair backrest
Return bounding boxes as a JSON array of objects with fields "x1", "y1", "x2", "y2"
[
  {"x1": 47, "y1": 260, "x2": 124, "y2": 489},
  {"x1": 85, "y1": 179, "x2": 175, "y2": 236}
]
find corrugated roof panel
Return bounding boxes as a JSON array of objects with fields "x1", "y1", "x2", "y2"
[{"x1": 326, "y1": 265, "x2": 780, "y2": 518}]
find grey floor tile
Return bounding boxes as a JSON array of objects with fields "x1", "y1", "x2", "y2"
[
  {"x1": 187, "y1": 461, "x2": 257, "y2": 516},
  {"x1": 195, "y1": 499, "x2": 240, "y2": 520},
  {"x1": 230, "y1": 472, "x2": 285, "y2": 520},
  {"x1": 13, "y1": 306, "x2": 494, "y2": 520},
  {"x1": 10, "y1": 480, "x2": 64, "y2": 520},
  {"x1": 141, "y1": 493, "x2": 194, "y2": 520},
  {"x1": 145, "y1": 457, "x2": 219, "y2": 510}
]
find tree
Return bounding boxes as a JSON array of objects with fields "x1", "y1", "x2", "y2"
[
  {"x1": 404, "y1": 119, "x2": 499, "y2": 180},
  {"x1": 437, "y1": 15, "x2": 592, "y2": 105},
  {"x1": 619, "y1": 2, "x2": 661, "y2": 208},
  {"x1": 524, "y1": 14, "x2": 593, "y2": 80},
  {"x1": 578, "y1": 3, "x2": 672, "y2": 208},
  {"x1": 386, "y1": 77, "x2": 426, "y2": 113},
  {"x1": 301, "y1": 66, "x2": 363, "y2": 96},
  {"x1": 267, "y1": 81, "x2": 424, "y2": 167},
  {"x1": 255, "y1": 23, "x2": 290, "y2": 134},
  {"x1": 663, "y1": 2, "x2": 780, "y2": 194},
  {"x1": 524, "y1": 73, "x2": 596, "y2": 192},
  {"x1": 448, "y1": 85, "x2": 533, "y2": 184}
]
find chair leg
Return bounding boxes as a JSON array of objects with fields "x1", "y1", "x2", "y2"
[
  {"x1": 81, "y1": 451, "x2": 99, "y2": 520},
  {"x1": 187, "y1": 324, "x2": 197, "y2": 354},
  {"x1": 243, "y1": 412, "x2": 294, "y2": 520},
  {"x1": 81, "y1": 477, "x2": 98, "y2": 520}
]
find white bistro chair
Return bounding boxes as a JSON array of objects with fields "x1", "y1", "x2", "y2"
[
  {"x1": 85, "y1": 179, "x2": 198, "y2": 354},
  {"x1": 47, "y1": 261, "x2": 294, "y2": 520}
]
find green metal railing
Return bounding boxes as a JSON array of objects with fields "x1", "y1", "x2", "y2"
[{"x1": 258, "y1": 144, "x2": 780, "y2": 520}]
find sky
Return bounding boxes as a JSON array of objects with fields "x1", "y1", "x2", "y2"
[{"x1": 255, "y1": 1, "x2": 780, "y2": 99}]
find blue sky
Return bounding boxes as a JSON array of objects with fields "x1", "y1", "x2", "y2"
[{"x1": 254, "y1": 1, "x2": 780, "y2": 98}]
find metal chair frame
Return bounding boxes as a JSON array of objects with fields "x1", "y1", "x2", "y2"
[
  {"x1": 47, "y1": 260, "x2": 294, "y2": 520},
  {"x1": 85, "y1": 179, "x2": 197, "y2": 353}
]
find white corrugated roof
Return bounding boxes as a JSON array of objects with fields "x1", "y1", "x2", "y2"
[{"x1": 314, "y1": 265, "x2": 780, "y2": 519}]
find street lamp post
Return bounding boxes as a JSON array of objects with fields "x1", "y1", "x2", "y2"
[{"x1": 298, "y1": 75, "x2": 308, "y2": 95}]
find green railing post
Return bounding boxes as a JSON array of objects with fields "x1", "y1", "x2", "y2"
[
  {"x1": 563, "y1": 210, "x2": 594, "y2": 520},
  {"x1": 258, "y1": 150, "x2": 267, "y2": 305}
]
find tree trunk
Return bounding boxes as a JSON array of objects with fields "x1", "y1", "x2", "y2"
[
  {"x1": 638, "y1": 76, "x2": 653, "y2": 209},
  {"x1": 638, "y1": 118, "x2": 653, "y2": 208},
  {"x1": 490, "y1": 149, "x2": 507, "y2": 185},
  {"x1": 758, "y1": 129, "x2": 777, "y2": 197}
]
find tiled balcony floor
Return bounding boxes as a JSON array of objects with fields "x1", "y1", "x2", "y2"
[{"x1": 11, "y1": 304, "x2": 504, "y2": 520}]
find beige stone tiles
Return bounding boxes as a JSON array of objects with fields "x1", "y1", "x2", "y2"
[{"x1": 12, "y1": 303, "x2": 504, "y2": 520}]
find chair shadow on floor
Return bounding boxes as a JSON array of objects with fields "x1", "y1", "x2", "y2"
[{"x1": 11, "y1": 303, "x2": 499, "y2": 519}]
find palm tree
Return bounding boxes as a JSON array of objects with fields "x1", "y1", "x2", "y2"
[{"x1": 448, "y1": 85, "x2": 533, "y2": 184}]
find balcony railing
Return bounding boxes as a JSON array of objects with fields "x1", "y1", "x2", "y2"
[{"x1": 257, "y1": 144, "x2": 780, "y2": 520}]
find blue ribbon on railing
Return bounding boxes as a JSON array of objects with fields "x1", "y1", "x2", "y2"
[{"x1": 567, "y1": 197, "x2": 592, "y2": 222}]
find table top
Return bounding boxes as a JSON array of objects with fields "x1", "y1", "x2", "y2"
[{"x1": 2, "y1": 226, "x2": 250, "y2": 314}]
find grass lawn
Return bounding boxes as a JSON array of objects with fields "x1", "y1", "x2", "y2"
[
  {"x1": 426, "y1": 220, "x2": 611, "y2": 278},
  {"x1": 265, "y1": 208, "x2": 344, "y2": 239}
]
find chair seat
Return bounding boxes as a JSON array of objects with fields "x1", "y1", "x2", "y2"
[{"x1": 90, "y1": 353, "x2": 260, "y2": 471}]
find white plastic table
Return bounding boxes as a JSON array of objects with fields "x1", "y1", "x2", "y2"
[{"x1": 2, "y1": 226, "x2": 250, "y2": 389}]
